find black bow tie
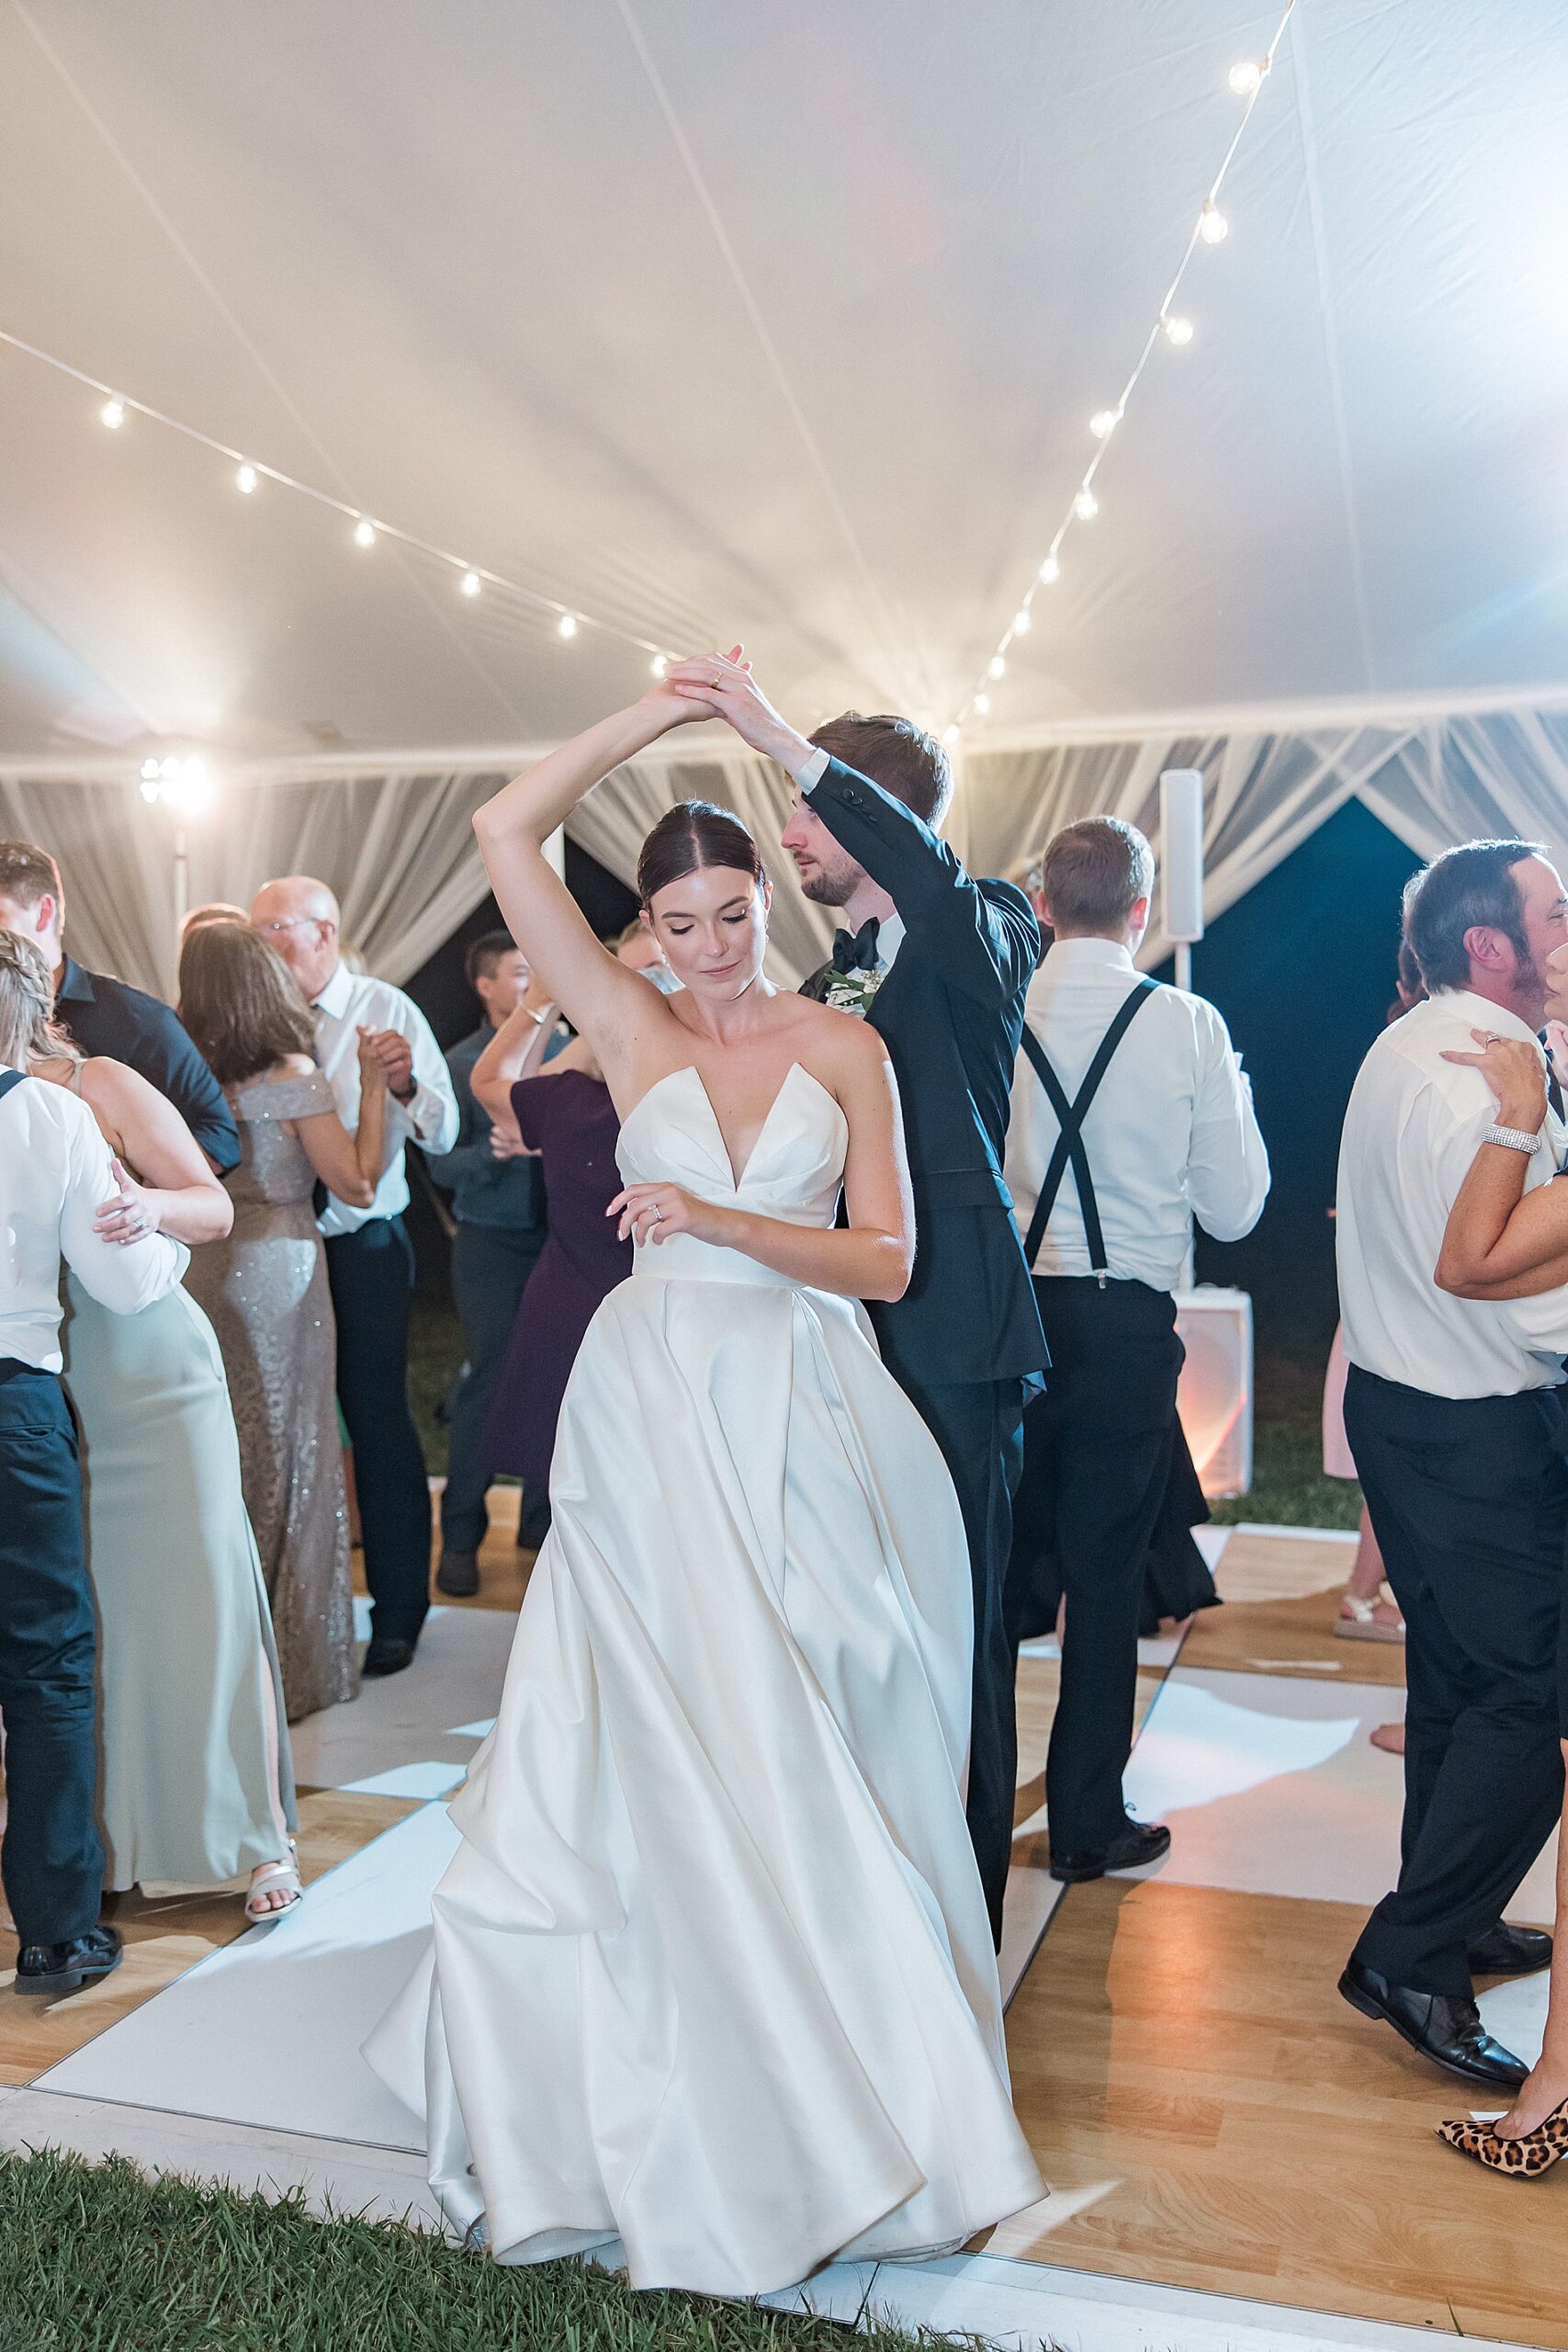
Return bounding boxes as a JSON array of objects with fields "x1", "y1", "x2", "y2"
[{"x1": 830, "y1": 918, "x2": 882, "y2": 976}]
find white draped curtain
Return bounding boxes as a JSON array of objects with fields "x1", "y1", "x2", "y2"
[{"x1": 6, "y1": 705, "x2": 1568, "y2": 1000}]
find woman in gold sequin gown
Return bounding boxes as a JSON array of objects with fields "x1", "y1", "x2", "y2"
[{"x1": 181, "y1": 922, "x2": 388, "y2": 1721}]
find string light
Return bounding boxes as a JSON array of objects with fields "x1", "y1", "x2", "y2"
[
  {"x1": 0, "y1": 328, "x2": 680, "y2": 673},
  {"x1": 649, "y1": 654, "x2": 668, "y2": 678},
  {"x1": 139, "y1": 753, "x2": 212, "y2": 812},
  {"x1": 1011, "y1": 607, "x2": 1032, "y2": 634},
  {"x1": 949, "y1": 0, "x2": 1294, "y2": 726},
  {"x1": 942, "y1": 723, "x2": 960, "y2": 747}
]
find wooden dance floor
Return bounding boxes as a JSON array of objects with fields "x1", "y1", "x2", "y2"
[{"x1": 1, "y1": 1502, "x2": 1561, "y2": 2351}]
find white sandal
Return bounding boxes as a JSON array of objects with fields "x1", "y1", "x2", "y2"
[
  {"x1": 1336, "y1": 1579, "x2": 1406, "y2": 1644},
  {"x1": 244, "y1": 1839, "x2": 302, "y2": 1925}
]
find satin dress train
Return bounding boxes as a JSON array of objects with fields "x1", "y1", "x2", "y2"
[{"x1": 366, "y1": 1062, "x2": 1042, "y2": 2294}]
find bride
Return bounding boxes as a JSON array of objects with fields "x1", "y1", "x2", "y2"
[{"x1": 365, "y1": 657, "x2": 1043, "y2": 2293}]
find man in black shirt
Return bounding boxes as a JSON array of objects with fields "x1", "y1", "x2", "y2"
[{"x1": 0, "y1": 842, "x2": 239, "y2": 1172}]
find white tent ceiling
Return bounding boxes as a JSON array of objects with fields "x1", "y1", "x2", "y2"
[{"x1": 4, "y1": 0, "x2": 1567, "y2": 782}]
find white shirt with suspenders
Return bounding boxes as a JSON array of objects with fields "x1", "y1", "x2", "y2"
[{"x1": 1004, "y1": 938, "x2": 1269, "y2": 1290}]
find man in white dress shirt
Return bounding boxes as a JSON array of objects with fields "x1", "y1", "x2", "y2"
[
  {"x1": 251, "y1": 878, "x2": 458, "y2": 1677},
  {"x1": 1337, "y1": 840, "x2": 1568, "y2": 2089},
  {"x1": 0, "y1": 932, "x2": 186, "y2": 1996},
  {"x1": 1004, "y1": 817, "x2": 1269, "y2": 1883}
]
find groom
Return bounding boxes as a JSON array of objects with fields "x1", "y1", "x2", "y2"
[{"x1": 667, "y1": 655, "x2": 1048, "y2": 1945}]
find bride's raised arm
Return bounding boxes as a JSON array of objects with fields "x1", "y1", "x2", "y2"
[{"x1": 472, "y1": 678, "x2": 716, "y2": 1076}]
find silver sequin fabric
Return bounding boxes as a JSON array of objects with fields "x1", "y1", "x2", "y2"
[{"x1": 186, "y1": 1069, "x2": 358, "y2": 1720}]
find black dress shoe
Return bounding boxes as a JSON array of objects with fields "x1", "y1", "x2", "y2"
[
  {"x1": 435, "y1": 1549, "x2": 479, "y2": 1599},
  {"x1": 362, "y1": 1635, "x2": 417, "y2": 1677},
  {"x1": 1050, "y1": 1818, "x2": 1172, "y2": 1884},
  {"x1": 1339, "y1": 1957, "x2": 1529, "y2": 2087},
  {"x1": 1468, "y1": 1922, "x2": 1552, "y2": 1977},
  {"x1": 15, "y1": 1924, "x2": 123, "y2": 1999}
]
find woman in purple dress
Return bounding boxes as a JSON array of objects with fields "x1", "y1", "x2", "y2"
[{"x1": 477, "y1": 1025, "x2": 632, "y2": 1538}]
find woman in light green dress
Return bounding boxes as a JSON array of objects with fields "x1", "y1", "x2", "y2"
[{"x1": 28, "y1": 1021, "x2": 301, "y2": 1922}]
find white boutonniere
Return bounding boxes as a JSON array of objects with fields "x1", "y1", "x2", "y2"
[{"x1": 824, "y1": 968, "x2": 887, "y2": 1019}]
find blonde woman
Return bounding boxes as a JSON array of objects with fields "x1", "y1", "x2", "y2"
[{"x1": 22, "y1": 984, "x2": 300, "y2": 1921}]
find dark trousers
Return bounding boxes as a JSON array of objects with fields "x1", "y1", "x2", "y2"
[
  {"x1": 1006, "y1": 1277, "x2": 1183, "y2": 1856},
  {"x1": 0, "y1": 1365, "x2": 105, "y2": 1949},
  {"x1": 441, "y1": 1222, "x2": 544, "y2": 1554},
  {"x1": 1345, "y1": 1365, "x2": 1568, "y2": 1996},
  {"x1": 898, "y1": 1370, "x2": 1027, "y2": 1950},
  {"x1": 325, "y1": 1218, "x2": 431, "y2": 1646}
]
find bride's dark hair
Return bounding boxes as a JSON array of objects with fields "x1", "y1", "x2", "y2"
[{"x1": 637, "y1": 800, "x2": 764, "y2": 908}]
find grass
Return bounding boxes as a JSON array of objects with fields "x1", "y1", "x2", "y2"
[{"x1": 0, "y1": 2150, "x2": 949, "y2": 2352}]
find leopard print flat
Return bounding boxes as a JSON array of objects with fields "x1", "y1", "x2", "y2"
[{"x1": 1436, "y1": 2102, "x2": 1568, "y2": 2177}]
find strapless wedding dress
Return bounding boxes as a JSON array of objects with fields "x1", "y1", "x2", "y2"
[{"x1": 365, "y1": 1062, "x2": 1042, "y2": 2293}]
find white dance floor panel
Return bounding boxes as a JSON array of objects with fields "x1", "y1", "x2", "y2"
[
  {"x1": 1124, "y1": 1666, "x2": 1559, "y2": 1926},
  {"x1": 288, "y1": 1603, "x2": 513, "y2": 1794},
  {"x1": 41, "y1": 1802, "x2": 460, "y2": 2150}
]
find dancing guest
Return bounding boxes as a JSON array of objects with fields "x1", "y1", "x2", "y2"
[
  {"x1": 429, "y1": 933, "x2": 560, "y2": 1593},
  {"x1": 180, "y1": 902, "x2": 251, "y2": 939},
  {"x1": 10, "y1": 952, "x2": 301, "y2": 1922},
  {"x1": 367, "y1": 670, "x2": 1041, "y2": 2286},
  {"x1": 1425, "y1": 1014, "x2": 1568, "y2": 2167},
  {"x1": 180, "y1": 920, "x2": 389, "y2": 1718},
  {"x1": 1002, "y1": 817, "x2": 1269, "y2": 1882},
  {"x1": 662, "y1": 656, "x2": 1047, "y2": 1947},
  {"x1": 249, "y1": 878, "x2": 458, "y2": 1678},
  {"x1": 0, "y1": 840, "x2": 239, "y2": 1171},
  {"x1": 475, "y1": 1019, "x2": 633, "y2": 1547},
  {"x1": 1337, "y1": 841, "x2": 1568, "y2": 2090},
  {"x1": 0, "y1": 934, "x2": 188, "y2": 1996}
]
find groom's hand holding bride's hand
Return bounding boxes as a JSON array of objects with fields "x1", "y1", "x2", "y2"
[
  {"x1": 662, "y1": 649, "x2": 813, "y2": 773},
  {"x1": 607, "y1": 1180, "x2": 730, "y2": 1250}
]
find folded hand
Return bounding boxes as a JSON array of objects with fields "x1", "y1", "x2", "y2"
[
  {"x1": 94, "y1": 1158, "x2": 160, "y2": 1246},
  {"x1": 1440, "y1": 1028, "x2": 1547, "y2": 1131}
]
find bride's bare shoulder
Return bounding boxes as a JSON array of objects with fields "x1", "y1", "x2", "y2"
[{"x1": 789, "y1": 996, "x2": 893, "y2": 1085}]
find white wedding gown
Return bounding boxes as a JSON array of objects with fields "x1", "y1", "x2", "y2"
[{"x1": 365, "y1": 1062, "x2": 1043, "y2": 2294}]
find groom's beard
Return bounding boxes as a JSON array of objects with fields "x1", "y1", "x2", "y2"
[{"x1": 795, "y1": 852, "x2": 864, "y2": 909}]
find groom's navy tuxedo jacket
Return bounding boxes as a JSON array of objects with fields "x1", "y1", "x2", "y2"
[{"x1": 802, "y1": 758, "x2": 1048, "y2": 1396}]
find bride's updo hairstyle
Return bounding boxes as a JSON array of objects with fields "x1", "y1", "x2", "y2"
[{"x1": 637, "y1": 800, "x2": 764, "y2": 909}]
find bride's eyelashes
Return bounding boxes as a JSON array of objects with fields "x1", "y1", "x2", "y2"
[{"x1": 664, "y1": 913, "x2": 751, "y2": 939}]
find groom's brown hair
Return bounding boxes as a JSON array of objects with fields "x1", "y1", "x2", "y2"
[{"x1": 808, "y1": 715, "x2": 953, "y2": 830}]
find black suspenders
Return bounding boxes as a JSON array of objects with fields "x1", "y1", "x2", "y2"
[
  {"x1": 1019, "y1": 978, "x2": 1159, "y2": 1284},
  {"x1": 0, "y1": 1069, "x2": 27, "y2": 1106}
]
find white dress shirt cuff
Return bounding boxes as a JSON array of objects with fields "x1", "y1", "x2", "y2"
[{"x1": 793, "y1": 746, "x2": 830, "y2": 793}]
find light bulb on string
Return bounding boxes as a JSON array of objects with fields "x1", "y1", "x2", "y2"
[
  {"x1": 353, "y1": 517, "x2": 377, "y2": 548},
  {"x1": 1199, "y1": 201, "x2": 1228, "y2": 245},
  {"x1": 235, "y1": 462, "x2": 257, "y2": 494},
  {"x1": 1228, "y1": 59, "x2": 1264, "y2": 96},
  {"x1": 973, "y1": 692, "x2": 990, "y2": 717},
  {"x1": 1038, "y1": 552, "x2": 1061, "y2": 585},
  {"x1": 99, "y1": 397, "x2": 125, "y2": 429},
  {"x1": 558, "y1": 613, "x2": 579, "y2": 640},
  {"x1": 1012, "y1": 608, "x2": 1032, "y2": 635},
  {"x1": 649, "y1": 654, "x2": 668, "y2": 678},
  {"x1": 1089, "y1": 409, "x2": 1122, "y2": 440},
  {"x1": 1074, "y1": 488, "x2": 1100, "y2": 522},
  {"x1": 1162, "y1": 314, "x2": 1195, "y2": 347},
  {"x1": 987, "y1": 653, "x2": 1007, "y2": 681},
  {"x1": 942, "y1": 723, "x2": 960, "y2": 748},
  {"x1": 459, "y1": 570, "x2": 481, "y2": 597}
]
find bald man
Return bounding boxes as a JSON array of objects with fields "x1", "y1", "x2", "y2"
[{"x1": 252, "y1": 877, "x2": 458, "y2": 1675}]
